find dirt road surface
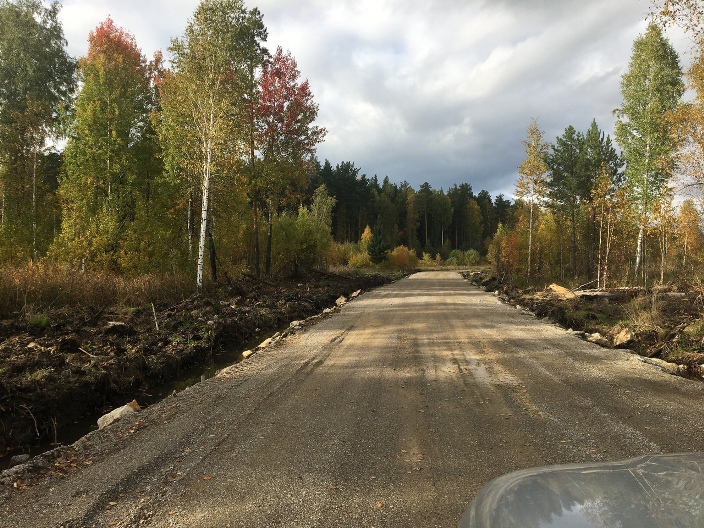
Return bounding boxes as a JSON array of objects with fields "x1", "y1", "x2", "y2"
[{"x1": 2, "y1": 271, "x2": 704, "y2": 527}]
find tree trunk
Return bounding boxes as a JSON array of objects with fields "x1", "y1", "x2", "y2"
[
  {"x1": 196, "y1": 142, "x2": 212, "y2": 289},
  {"x1": 265, "y1": 203, "x2": 273, "y2": 277},
  {"x1": 209, "y1": 228, "x2": 217, "y2": 283},
  {"x1": 570, "y1": 204, "x2": 577, "y2": 279},
  {"x1": 252, "y1": 199, "x2": 260, "y2": 277},
  {"x1": 187, "y1": 192, "x2": 193, "y2": 257},
  {"x1": 527, "y1": 199, "x2": 533, "y2": 281},
  {"x1": 32, "y1": 150, "x2": 37, "y2": 262},
  {"x1": 634, "y1": 223, "x2": 644, "y2": 286}
]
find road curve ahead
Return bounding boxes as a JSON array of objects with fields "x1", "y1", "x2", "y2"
[{"x1": 3, "y1": 271, "x2": 704, "y2": 527}]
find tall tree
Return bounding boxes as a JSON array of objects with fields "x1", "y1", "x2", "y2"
[
  {"x1": 56, "y1": 18, "x2": 156, "y2": 269},
  {"x1": 159, "y1": 0, "x2": 265, "y2": 288},
  {"x1": 547, "y1": 125, "x2": 587, "y2": 279},
  {"x1": 516, "y1": 119, "x2": 549, "y2": 281},
  {"x1": 0, "y1": 0, "x2": 74, "y2": 262},
  {"x1": 582, "y1": 119, "x2": 623, "y2": 278},
  {"x1": 238, "y1": 8, "x2": 268, "y2": 276},
  {"x1": 255, "y1": 46, "x2": 326, "y2": 276},
  {"x1": 615, "y1": 23, "x2": 684, "y2": 284},
  {"x1": 448, "y1": 183, "x2": 473, "y2": 249}
]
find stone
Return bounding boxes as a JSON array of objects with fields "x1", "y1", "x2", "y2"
[
  {"x1": 610, "y1": 325, "x2": 634, "y2": 348},
  {"x1": 257, "y1": 338, "x2": 273, "y2": 350},
  {"x1": 242, "y1": 350, "x2": 255, "y2": 359},
  {"x1": 349, "y1": 290, "x2": 362, "y2": 299},
  {"x1": 586, "y1": 332, "x2": 609, "y2": 347},
  {"x1": 98, "y1": 400, "x2": 141, "y2": 429},
  {"x1": 335, "y1": 296, "x2": 347, "y2": 306},
  {"x1": 9, "y1": 454, "x2": 30, "y2": 468}
]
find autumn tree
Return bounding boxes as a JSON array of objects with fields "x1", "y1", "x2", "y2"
[
  {"x1": 674, "y1": 199, "x2": 704, "y2": 277},
  {"x1": 650, "y1": 0, "x2": 704, "y2": 39},
  {"x1": 55, "y1": 18, "x2": 157, "y2": 269},
  {"x1": 582, "y1": 119, "x2": 623, "y2": 278},
  {"x1": 591, "y1": 164, "x2": 628, "y2": 289},
  {"x1": 159, "y1": 0, "x2": 266, "y2": 288},
  {"x1": 255, "y1": 46, "x2": 326, "y2": 276},
  {"x1": 0, "y1": 0, "x2": 74, "y2": 262},
  {"x1": 516, "y1": 119, "x2": 549, "y2": 280},
  {"x1": 615, "y1": 23, "x2": 684, "y2": 285}
]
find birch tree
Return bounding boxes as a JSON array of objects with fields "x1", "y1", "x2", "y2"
[
  {"x1": 615, "y1": 23, "x2": 683, "y2": 285},
  {"x1": 0, "y1": 0, "x2": 73, "y2": 262},
  {"x1": 159, "y1": 0, "x2": 266, "y2": 288},
  {"x1": 516, "y1": 119, "x2": 549, "y2": 281}
]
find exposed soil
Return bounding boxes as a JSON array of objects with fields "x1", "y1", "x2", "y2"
[
  {"x1": 0, "y1": 271, "x2": 394, "y2": 460},
  {"x1": 464, "y1": 270, "x2": 704, "y2": 376}
]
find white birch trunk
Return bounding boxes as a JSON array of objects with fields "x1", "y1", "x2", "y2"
[
  {"x1": 196, "y1": 150, "x2": 211, "y2": 289},
  {"x1": 634, "y1": 224, "x2": 644, "y2": 284}
]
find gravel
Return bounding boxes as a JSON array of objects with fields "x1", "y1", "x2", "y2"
[{"x1": 2, "y1": 271, "x2": 703, "y2": 527}]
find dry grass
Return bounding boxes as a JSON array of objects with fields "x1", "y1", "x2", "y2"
[
  {"x1": 624, "y1": 292, "x2": 662, "y2": 332},
  {"x1": 0, "y1": 263, "x2": 195, "y2": 318}
]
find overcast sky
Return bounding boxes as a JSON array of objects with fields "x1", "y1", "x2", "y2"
[{"x1": 54, "y1": 0, "x2": 691, "y2": 198}]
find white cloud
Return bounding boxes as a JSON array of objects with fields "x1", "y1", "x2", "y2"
[{"x1": 53, "y1": 0, "x2": 693, "y2": 196}]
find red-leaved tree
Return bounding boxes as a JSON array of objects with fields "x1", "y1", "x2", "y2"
[{"x1": 255, "y1": 46, "x2": 326, "y2": 276}]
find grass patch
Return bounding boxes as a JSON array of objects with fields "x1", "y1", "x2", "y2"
[{"x1": 0, "y1": 263, "x2": 195, "y2": 318}]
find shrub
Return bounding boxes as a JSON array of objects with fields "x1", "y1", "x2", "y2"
[
  {"x1": 419, "y1": 252, "x2": 435, "y2": 267},
  {"x1": 387, "y1": 245, "x2": 418, "y2": 271},
  {"x1": 348, "y1": 251, "x2": 372, "y2": 268},
  {"x1": 465, "y1": 249, "x2": 481, "y2": 266}
]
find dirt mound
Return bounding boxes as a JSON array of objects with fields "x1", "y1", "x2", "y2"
[{"x1": 544, "y1": 284, "x2": 576, "y2": 300}]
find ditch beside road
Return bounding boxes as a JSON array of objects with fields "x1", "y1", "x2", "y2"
[{"x1": 2, "y1": 271, "x2": 704, "y2": 527}]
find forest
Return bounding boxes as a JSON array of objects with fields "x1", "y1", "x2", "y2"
[
  {"x1": 2, "y1": 0, "x2": 704, "y2": 293},
  {"x1": 0, "y1": 0, "x2": 513, "y2": 291},
  {"x1": 498, "y1": 8, "x2": 704, "y2": 290}
]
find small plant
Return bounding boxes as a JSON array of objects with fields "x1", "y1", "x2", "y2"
[
  {"x1": 28, "y1": 314, "x2": 50, "y2": 328},
  {"x1": 26, "y1": 367, "x2": 54, "y2": 382}
]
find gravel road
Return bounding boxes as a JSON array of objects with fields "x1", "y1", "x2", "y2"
[{"x1": 2, "y1": 271, "x2": 704, "y2": 527}]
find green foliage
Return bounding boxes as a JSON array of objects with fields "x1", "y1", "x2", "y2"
[
  {"x1": 419, "y1": 252, "x2": 434, "y2": 267},
  {"x1": 160, "y1": 0, "x2": 267, "y2": 287},
  {"x1": 54, "y1": 18, "x2": 160, "y2": 271},
  {"x1": 269, "y1": 185, "x2": 336, "y2": 277},
  {"x1": 368, "y1": 229, "x2": 389, "y2": 264},
  {"x1": 348, "y1": 250, "x2": 372, "y2": 268},
  {"x1": 615, "y1": 23, "x2": 683, "y2": 282},
  {"x1": 0, "y1": 0, "x2": 74, "y2": 263},
  {"x1": 28, "y1": 314, "x2": 49, "y2": 327}
]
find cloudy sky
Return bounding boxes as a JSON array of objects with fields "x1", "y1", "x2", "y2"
[{"x1": 54, "y1": 0, "x2": 690, "y2": 198}]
